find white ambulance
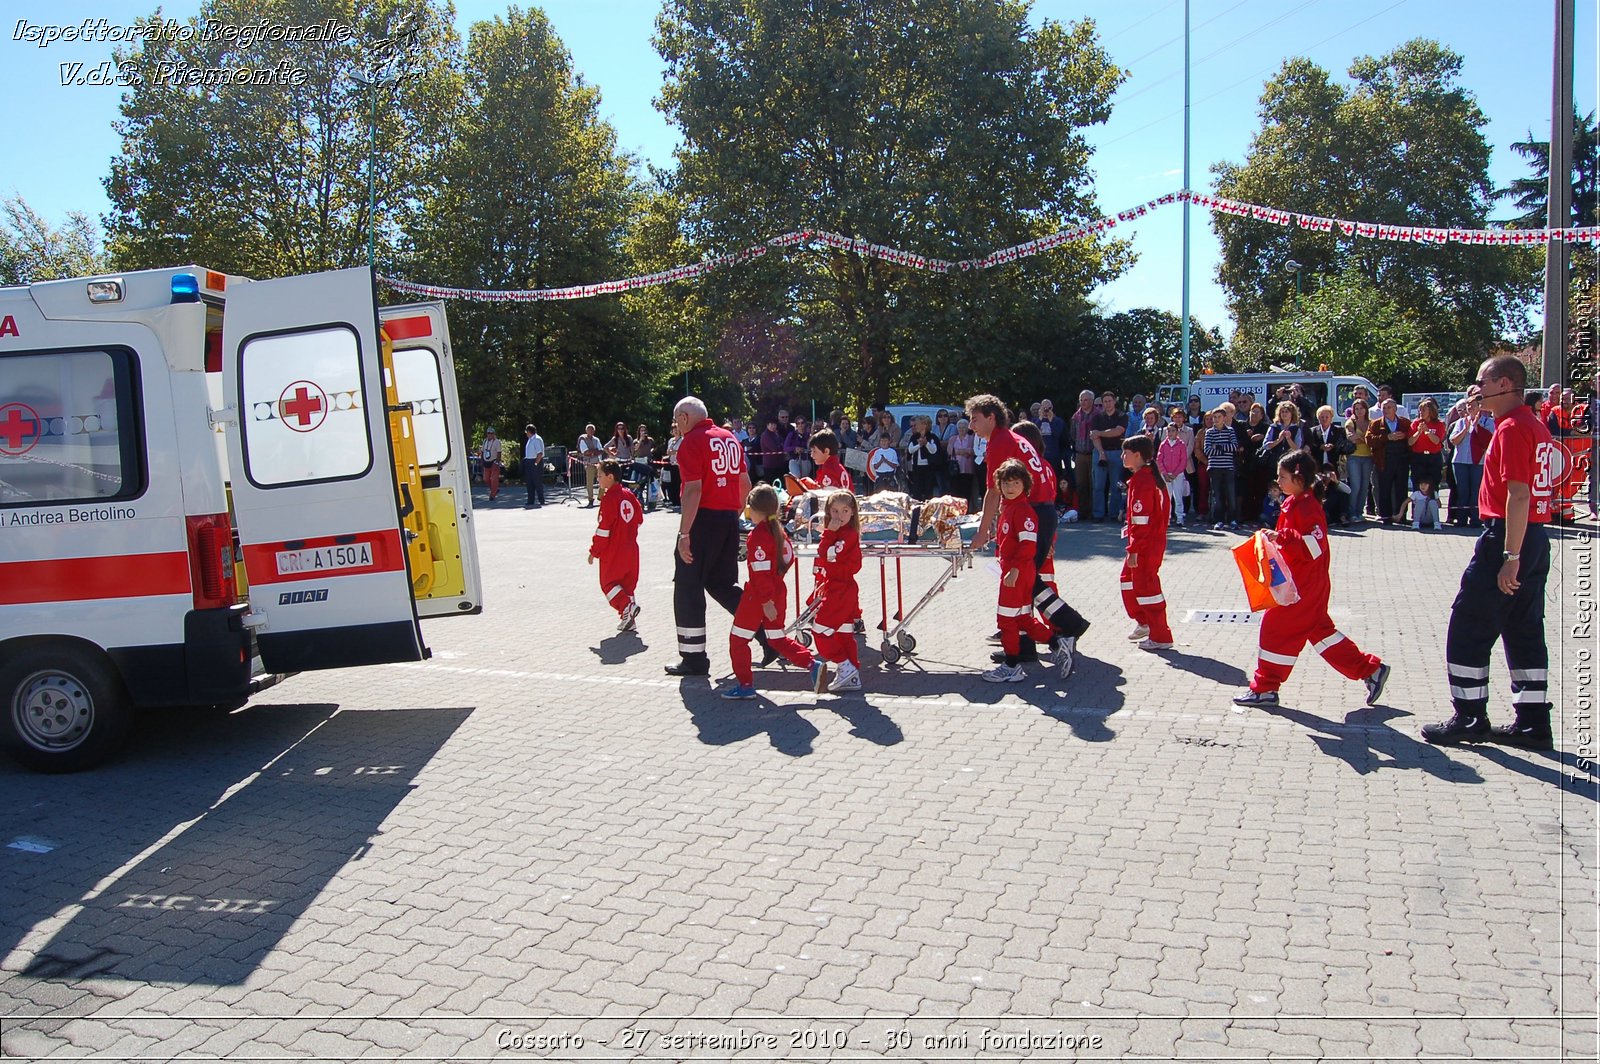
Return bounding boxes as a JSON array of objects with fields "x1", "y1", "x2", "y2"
[
  {"x1": 1155, "y1": 371, "x2": 1382, "y2": 418},
  {"x1": 0, "y1": 265, "x2": 482, "y2": 771}
]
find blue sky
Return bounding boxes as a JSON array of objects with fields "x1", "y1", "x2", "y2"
[{"x1": 3, "y1": 0, "x2": 1595, "y2": 336}]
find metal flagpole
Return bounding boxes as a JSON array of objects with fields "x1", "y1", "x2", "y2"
[
  {"x1": 1543, "y1": 0, "x2": 1574, "y2": 389},
  {"x1": 1179, "y1": 0, "x2": 1192, "y2": 390}
]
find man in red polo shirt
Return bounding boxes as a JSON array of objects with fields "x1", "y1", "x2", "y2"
[
  {"x1": 967, "y1": 394, "x2": 1090, "y2": 676},
  {"x1": 668, "y1": 395, "x2": 753, "y2": 676},
  {"x1": 1423, "y1": 355, "x2": 1555, "y2": 750}
]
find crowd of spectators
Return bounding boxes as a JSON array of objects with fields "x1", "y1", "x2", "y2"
[{"x1": 481, "y1": 376, "x2": 1598, "y2": 523}]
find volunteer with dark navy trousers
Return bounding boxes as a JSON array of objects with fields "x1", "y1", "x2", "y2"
[
  {"x1": 1423, "y1": 354, "x2": 1556, "y2": 751},
  {"x1": 667, "y1": 396, "x2": 752, "y2": 676}
]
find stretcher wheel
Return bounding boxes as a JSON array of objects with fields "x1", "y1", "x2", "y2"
[
  {"x1": 796, "y1": 629, "x2": 813, "y2": 648},
  {"x1": 896, "y1": 631, "x2": 917, "y2": 654},
  {"x1": 880, "y1": 641, "x2": 901, "y2": 665}
]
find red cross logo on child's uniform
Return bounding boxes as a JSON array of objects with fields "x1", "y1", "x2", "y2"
[
  {"x1": 277, "y1": 381, "x2": 328, "y2": 433},
  {"x1": 0, "y1": 402, "x2": 42, "y2": 456}
]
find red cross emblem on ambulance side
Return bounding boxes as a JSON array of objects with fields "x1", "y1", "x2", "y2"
[
  {"x1": 0, "y1": 402, "x2": 42, "y2": 456},
  {"x1": 277, "y1": 381, "x2": 328, "y2": 433}
]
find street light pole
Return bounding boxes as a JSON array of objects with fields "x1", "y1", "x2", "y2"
[
  {"x1": 351, "y1": 60, "x2": 404, "y2": 268},
  {"x1": 1543, "y1": 0, "x2": 1574, "y2": 389},
  {"x1": 1179, "y1": 0, "x2": 1192, "y2": 390}
]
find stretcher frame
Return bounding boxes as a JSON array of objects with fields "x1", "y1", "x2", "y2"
[{"x1": 784, "y1": 543, "x2": 972, "y2": 665}]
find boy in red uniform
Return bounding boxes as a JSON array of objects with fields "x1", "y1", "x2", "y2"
[
  {"x1": 812, "y1": 490, "x2": 864, "y2": 693},
  {"x1": 1120, "y1": 436, "x2": 1174, "y2": 650},
  {"x1": 1424, "y1": 354, "x2": 1556, "y2": 749},
  {"x1": 806, "y1": 428, "x2": 854, "y2": 492},
  {"x1": 985, "y1": 459, "x2": 1059, "y2": 683},
  {"x1": 1233, "y1": 452, "x2": 1389, "y2": 708},
  {"x1": 589, "y1": 460, "x2": 643, "y2": 631},
  {"x1": 723, "y1": 485, "x2": 820, "y2": 699}
]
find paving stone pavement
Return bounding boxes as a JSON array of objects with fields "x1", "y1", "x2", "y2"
[{"x1": 2, "y1": 487, "x2": 1596, "y2": 1062}]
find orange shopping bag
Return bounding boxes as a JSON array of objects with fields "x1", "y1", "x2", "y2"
[{"x1": 1232, "y1": 531, "x2": 1276, "y2": 612}]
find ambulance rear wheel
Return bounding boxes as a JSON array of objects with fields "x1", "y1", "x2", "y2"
[{"x1": 1, "y1": 646, "x2": 132, "y2": 773}]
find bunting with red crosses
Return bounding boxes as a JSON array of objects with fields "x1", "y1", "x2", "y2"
[{"x1": 377, "y1": 189, "x2": 1598, "y2": 303}]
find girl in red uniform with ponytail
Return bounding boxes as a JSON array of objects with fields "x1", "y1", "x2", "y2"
[
  {"x1": 985, "y1": 460, "x2": 1059, "y2": 683},
  {"x1": 722, "y1": 485, "x2": 820, "y2": 700},
  {"x1": 1233, "y1": 452, "x2": 1390, "y2": 708},
  {"x1": 588, "y1": 461, "x2": 643, "y2": 631},
  {"x1": 812, "y1": 490, "x2": 864, "y2": 693},
  {"x1": 1120, "y1": 436, "x2": 1173, "y2": 650}
]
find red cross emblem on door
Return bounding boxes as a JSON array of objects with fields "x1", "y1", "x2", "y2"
[
  {"x1": 277, "y1": 381, "x2": 328, "y2": 433},
  {"x1": 0, "y1": 402, "x2": 42, "y2": 456}
]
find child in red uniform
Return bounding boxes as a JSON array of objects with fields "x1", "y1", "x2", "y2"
[
  {"x1": 1234, "y1": 452, "x2": 1390, "y2": 708},
  {"x1": 1011, "y1": 421, "x2": 1058, "y2": 597},
  {"x1": 1120, "y1": 436, "x2": 1174, "y2": 650},
  {"x1": 588, "y1": 460, "x2": 643, "y2": 631},
  {"x1": 985, "y1": 459, "x2": 1058, "y2": 683},
  {"x1": 805, "y1": 428, "x2": 854, "y2": 492},
  {"x1": 723, "y1": 484, "x2": 819, "y2": 699},
  {"x1": 812, "y1": 490, "x2": 864, "y2": 693}
]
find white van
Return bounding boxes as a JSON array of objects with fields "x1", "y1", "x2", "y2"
[
  {"x1": 1155, "y1": 372, "x2": 1381, "y2": 418},
  {"x1": 0, "y1": 265, "x2": 481, "y2": 771}
]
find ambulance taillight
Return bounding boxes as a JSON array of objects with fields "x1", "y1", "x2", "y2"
[{"x1": 187, "y1": 514, "x2": 238, "y2": 609}]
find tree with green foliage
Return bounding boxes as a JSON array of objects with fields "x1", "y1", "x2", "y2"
[
  {"x1": 0, "y1": 197, "x2": 107, "y2": 284},
  {"x1": 655, "y1": 0, "x2": 1130, "y2": 411},
  {"x1": 105, "y1": 0, "x2": 461, "y2": 277},
  {"x1": 1497, "y1": 109, "x2": 1600, "y2": 229},
  {"x1": 1263, "y1": 268, "x2": 1445, "y2": 392},
  {"x1": 1073, "y1": 308, "x2": 1228, "y2": 398},
  {"x1": 404, "y1": 6, "x2": 652, "y2": 445},
  {"x1": 1213, "y1": 40, "x2": 1539, "y2": 380}
]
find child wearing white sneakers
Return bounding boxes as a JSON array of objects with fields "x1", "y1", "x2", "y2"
[{"x1": 1410, "y1": 481, "x2": 1442, "y2": 530}]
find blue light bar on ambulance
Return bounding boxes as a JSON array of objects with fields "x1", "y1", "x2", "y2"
[
  {"x1": 171, "y1": 273, "x2": 201, "y2": 303},
  {"x1": 86, "y1": 280, "x2": 124, "y2": 303}
]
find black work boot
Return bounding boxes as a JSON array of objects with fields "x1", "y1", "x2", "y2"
[
  {"x1": 664, "y1": 656, "x2": 711, "y2": 677},
  {"x1": 1487, "y1": 707, "x2": 1554, "y2": 752},
  {"x1": 755, "y1": 630, "x2": 780, "y2": 668},
  {"x1": 1420, "y1": 712, "x2": 1491, "y2": 745},
  {"x1": 991, "y1": 638, "x2": 1039, "y2": 664}
]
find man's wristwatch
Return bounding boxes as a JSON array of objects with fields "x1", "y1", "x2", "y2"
[
  {"x1": 678, "y1": 533, "x2": 690, "y2": 540},
  {"x1": 1503, "y1": 552, "x2": 1520, "y2": 561}
]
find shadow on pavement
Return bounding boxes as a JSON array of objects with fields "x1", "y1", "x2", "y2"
[
  {"x1": 825, "y1": 699, "x2": 904, "y2": 747},
  {"x1": 1257, "y1": 703, "x2": 1484, "y2": 783},
  {"x1": 1160, "y1": 649, "x2": 1249, "y2": 688},
  {"x1": 590, "y1": 631, "x2": 649, "y2": 665},
  {"x1": 2, "y1": 703, "x2": 470, "y2": 986},
  {"x1": 845, "y1": 649, "x2": 1128, "y2": 743},
  {"x1": 1465, "y1": 744, "x2": 1600, "y2": 802},
  {"x1": 680, "y1": 679, "x2": 819, "y2": 757}
]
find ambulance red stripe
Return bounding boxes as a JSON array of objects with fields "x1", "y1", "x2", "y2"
[
  {"x1": 382, "y1": 315, "x2": 433, "y2": 341},
  {"x1": 240, "y1": 529, "x2": 405, "y2": 585},
  {"x1": 0, "y1": 552, "x2": 191, "y2": 604}
]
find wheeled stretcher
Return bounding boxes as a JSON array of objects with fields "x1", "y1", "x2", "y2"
[{"x1": 781, "y1": 491, "x2": 974, "y2": 665}]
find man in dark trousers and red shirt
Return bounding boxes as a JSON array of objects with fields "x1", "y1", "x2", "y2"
[
  {"x1": 668, "y1": 396, "x2": 753, "y2": 676},
  {"x1": 1423, "y1": 354, "x2": 1557, "y2": 750},
  {"x1": 967, "y1": 394, "x2": 1091, "y2": 677}
]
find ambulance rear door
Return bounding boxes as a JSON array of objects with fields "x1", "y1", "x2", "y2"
[
  {"x1": 219, "y1": 267, "x2": 425, "y2": 673},
  {"x1": 380, "y1": 302, "x2": 482, "y2": 617}
]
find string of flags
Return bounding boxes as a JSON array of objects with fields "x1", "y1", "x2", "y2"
[{"x1": 378, "y1": 188, "x2": 1600, "y2": 303}]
